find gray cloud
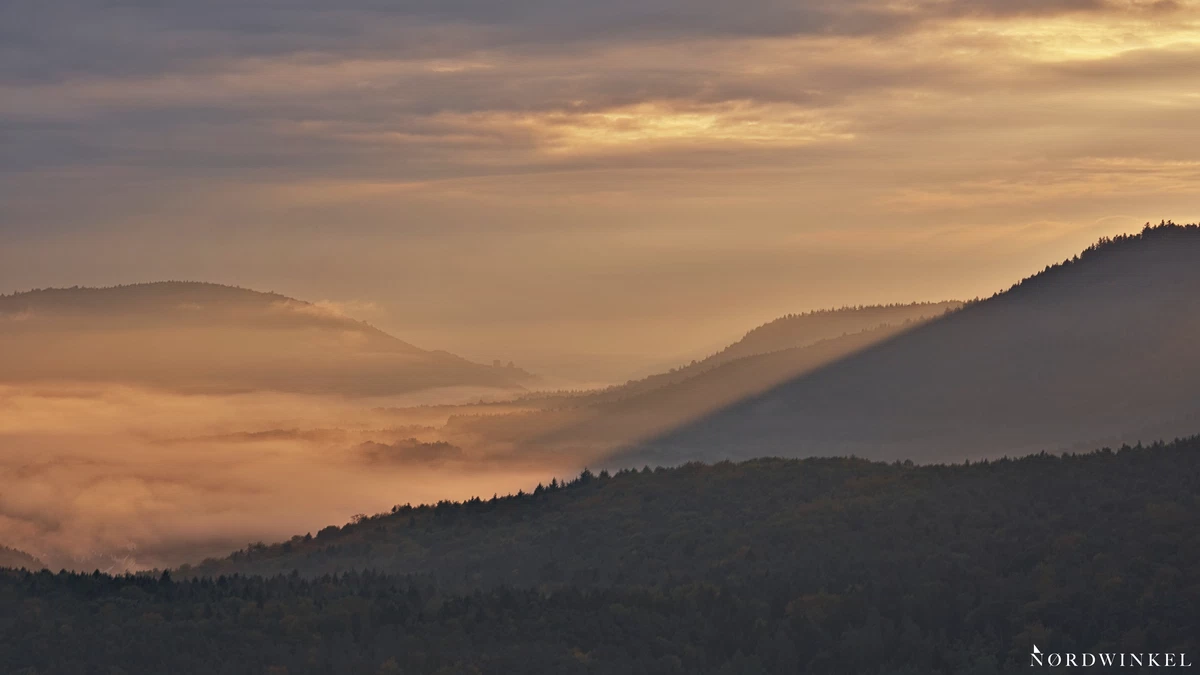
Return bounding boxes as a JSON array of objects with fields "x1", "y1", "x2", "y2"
[
  {"x1": 2, "y1": 0, "x2": 1198, "y2": 375},
  {"x1": 2, "y1": 0, "x2": 1152, "y2": 84}
]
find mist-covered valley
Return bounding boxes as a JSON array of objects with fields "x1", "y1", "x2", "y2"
[
  {"x1": 0, "y1": 283, "x2": 962, "y2": 570},
  {"x1": 0, "y1": 225, "x2": 1196, "y2": 583},
  {"x1": 3, "y1": 225, "x2": 1200, "y2": 579},
  {"x1": 0, "y1": 384, "x2": 563, "y2": 571}
]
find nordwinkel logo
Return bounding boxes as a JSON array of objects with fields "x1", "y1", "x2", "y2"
[{"x1": 1031, "y1": 645, "x2": 1193, "y2": 668}]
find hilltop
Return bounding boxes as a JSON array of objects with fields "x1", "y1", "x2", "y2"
[{"x1": 0, "y1": 282, "x2": 533, "y2": 396}]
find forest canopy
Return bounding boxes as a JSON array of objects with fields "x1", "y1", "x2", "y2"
[{"x1": 4, "y1": 437, "x2": 1197, "y2": 674}]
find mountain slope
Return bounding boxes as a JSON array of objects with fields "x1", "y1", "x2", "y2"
[
  {"x1": 709, "y1": 301, "x2": 962, "y2": 366},
  {"x1": 0, "y1": 282, "x2": 533, "y2": 395},
  {"x1": 190, "y1": 437, "x2": 1200, "y2": 599},
  {"x1": 618, "y1": 223, "x2": 1200, "y2": 466},
  {"x1": 513, "y1": 301, "x2": 960, "y2": 409},
  {"x1": 515, "y1": 323, "x2": 931, "y2": 449},
  {"x1": 442, "y1": 303, "x2": 960, "y2": 455}
]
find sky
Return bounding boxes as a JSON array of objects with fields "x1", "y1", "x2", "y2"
[{"x1": 3, "y1": 0, "x2": 1199, "y2": 380}]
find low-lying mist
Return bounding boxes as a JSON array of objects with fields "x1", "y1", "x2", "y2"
[
  {"x1": 0, "y1": 287, "x2": 964, "y2": 572},
  {"x1": 0, "y1": 383, "x2": 581, "y2": 572}
]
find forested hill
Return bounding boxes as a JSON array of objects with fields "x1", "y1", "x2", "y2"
[
  {"x1": 713, "y1": 301, "x2": 961, "y2": 364},
  {"x1": 512, "y1": 301, "x2": 960, "y2": 410},
  {"x1": 622, "y1": 300, "x2": 962, "y2": 400},
  {"x1": 193, "y1": 437, "x2": 1199, "y2": 590},
  {"x1": 4, "y1": 438, "x2": 1195, "y2": 673},
  {"x1": 446, "y1": 303, "x2": 963, "y2": 455},
  {"x1": 620, "y1": 222, "x2": 1200, "y2": 466},
  {"x1": 0, "y1": 282, "x2": 532, "y2": 395}
]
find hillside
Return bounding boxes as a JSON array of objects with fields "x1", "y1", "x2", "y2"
[
  {"x1": 0, "y1": 282, "x2": 533, "y2": 395},
  {"x1": 512, "y1": 301, "x2": 960, "y2": 410},
  {"x1": 432, "y1": 304, "x2": 960, "y2": 456},
  {"x1": 711, "y1": 301, "x2": 962, "y2": 365},
  {"x1": 9, "y1": 438, "x2": 1189, "y2": 673},
  {"x1": 453, "y1": 323, "x2": 925, "y2": 450},
  {"x1": 617, "y1": 223, "x2": 1200, "y2": 466},
  {"x1": 191, "y1": 436, "x2": 1200, "y2": 586}
]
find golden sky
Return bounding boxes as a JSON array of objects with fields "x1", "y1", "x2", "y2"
[{"x1": 2, "y1": 0, "x2": 1198, "y2": 380}]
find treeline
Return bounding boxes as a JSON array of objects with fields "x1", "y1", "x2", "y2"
[
  {"x1": 193, "y1": 437, "x2": 1200, "y2": 592},
  {"x1": 737, "y1": 300, "x2": 963, "y2": 338},
  {"x1": 2, "y1": 438, "x2": 1191, "y2": 672},
  {"x1": 996, "y1": 221, "x2": 1200, "y2": 299}
]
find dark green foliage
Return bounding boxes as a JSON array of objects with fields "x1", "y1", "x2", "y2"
[{"x1": 4, "y1": 439, "x2": 1198, "y2": 673}]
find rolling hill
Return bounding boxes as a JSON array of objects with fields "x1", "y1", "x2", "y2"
[
  {"x1": 436, "y1": 302, "x2": 961, "y2": 454},
  {"x1": 617, "y1": 222, "x2": 1200, "y2": 467},
  {"x1": 524, "y1": 323, "x2": 941, "y2": 448},
  {"x1": 513, "y1": 301, "x2": 961, "y2": 409},
  {"x1": 706, "y1": 301, "x2": 963, "y2": 366},
  {"x1": 188, "y1": 437, "x2": 1200, "y2": 586},
  {"x1": 0, "y1": 282, "x2": 533, "y2": 396}
]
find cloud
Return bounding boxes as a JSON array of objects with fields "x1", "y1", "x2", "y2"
[
  {"x1": 2, "y1": 0, "x2": 1199, "y2": 379},
  {"x1": 270, "y1": 298, "x2": 381, "y2": 321}
]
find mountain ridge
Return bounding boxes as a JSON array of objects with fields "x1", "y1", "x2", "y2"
[
  {"x1": 186, "y1": 435, "x2": 1200, "y2": 592},
  {"x1": 617, "y1": 222, "x2": 1200, "y2": 467}
]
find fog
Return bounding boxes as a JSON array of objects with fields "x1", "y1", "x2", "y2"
[
  {"x1": 3, "y1": 235, "x2": 1193, "y2": 572},
  {"x1": 0, "y1": 290, "x2": 959, "y2": 571},
  {"x1": 0, "y1": 383, "x2": 576, "y2": 572}
]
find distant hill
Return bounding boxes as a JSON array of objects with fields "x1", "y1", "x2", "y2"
[
  {"x1": 618, "y1": 222, "x2": 1200, "y2": 466},
  {"x1": 0, "y1": 545, "x2": 43, "y2": 570},
  {"x1": 509, "y1": 323, "x2": 933, "y2": 448},
  {"x1": 446, "y1": 302, "x2": 960, "y2": 453},
  {"x1": 0, "y1": 282, "x2": 533, "y2": 395},
  {"x1": 711, "y1": 301, "x2": 962, "y2": 365},
  {"x1": 517, "y1": 301, "x2": 960, "y2": 408}
]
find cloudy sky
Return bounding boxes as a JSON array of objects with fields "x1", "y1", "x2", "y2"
[{"x1": 3, "y1": 0, "x2": 1198, "y2": 379}]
